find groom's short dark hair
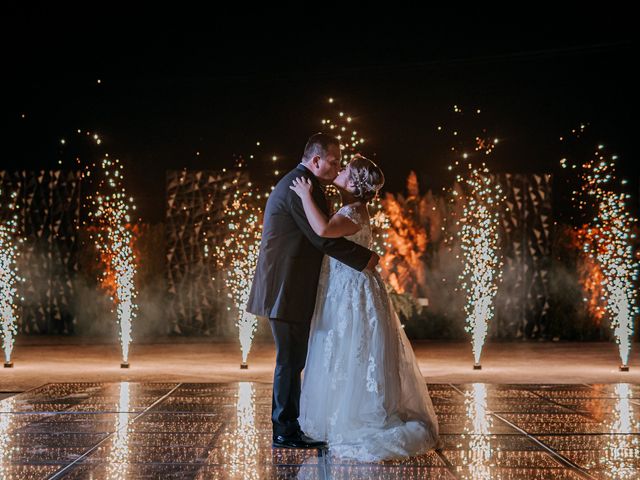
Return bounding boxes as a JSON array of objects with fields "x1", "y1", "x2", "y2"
[{"x1": 302, "y1": 132, "x2": 340, "y2": 163}]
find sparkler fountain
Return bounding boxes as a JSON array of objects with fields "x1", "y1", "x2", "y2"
[
  {"x1": 565, "y1": 145, "x2": 638, "y2": 371},
  {"x1": 0, "y1": 189, "x2": 23, "y2": 368},
  {"x1": 457, "y1": 164, "x2": 504, "y2": 369},
  {"x1": 86, "y1": 138, "x2": 139, "y2": 369},
  {"x1": 215, "y1": 177, "x2": 263, "y2": 369},
  {"x1": 441, "y1": 105, "x2": 504, "y2": 369}
]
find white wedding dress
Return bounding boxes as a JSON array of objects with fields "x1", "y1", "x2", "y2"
[{"x1": 298, "y1": 204, "x2": 440, "y2": 462}]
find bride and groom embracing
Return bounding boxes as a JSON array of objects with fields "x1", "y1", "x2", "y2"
[{"x1": 247, "y1": 132, "x2": 439, "y2": 462}]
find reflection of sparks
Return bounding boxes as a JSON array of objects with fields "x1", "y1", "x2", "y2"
[
  {"x1": 216, "y1": 189, "x2": 262, "y2": 365},
  {"x1": 89, "y1": 154, "x2": 138, "y2": 365},
  {"x1": 0, "y1": 189, "x2": 23, "y2": 367},
  {"x1": 458, "y1": 165, "x2": 503, "y2": 366},
  {"x1": 106, "y1": 382, "x2": 131, "y2": 479},
  {"x1": 219, "y1": 382, "x2": 259, "y2": 479},
  {"x1": 0, "y1": 397, "x2": 16, "y2": 476},
  {"x1": 461, "y1": 384, "x2": 495, "y2": 480},
  {"x1": 577, "y1": 151, "x2": 638, "y2": 368},
  {"x1": 596, "y1": 384, "x2": 640, "y2": 479}
]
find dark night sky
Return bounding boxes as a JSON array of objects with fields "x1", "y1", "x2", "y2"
[{"x1": 3, "y1": 5, "x2": 636, "y2": 222}]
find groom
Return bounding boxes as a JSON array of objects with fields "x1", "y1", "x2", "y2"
[{"x1": 247, "y1": 132, "x2": 379, "y2": 448}]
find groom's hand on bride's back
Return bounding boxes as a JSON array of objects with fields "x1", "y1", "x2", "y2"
[{"x1": 364, "y1": 252, "x2": 379, "y2": 272}]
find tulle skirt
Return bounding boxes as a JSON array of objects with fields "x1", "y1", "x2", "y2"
[{"x1": 298, "y1": 257, "x2": 440, "y2": 462}]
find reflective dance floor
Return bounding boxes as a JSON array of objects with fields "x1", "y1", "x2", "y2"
[{"x1": 0, "y1": 382, "x2": 638, "y2": 479}]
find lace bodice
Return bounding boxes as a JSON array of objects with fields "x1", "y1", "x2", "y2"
[{"x1": 335, "y1": 204, "x2": 371, "y2": 249}]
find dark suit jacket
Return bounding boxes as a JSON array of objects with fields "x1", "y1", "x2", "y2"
[{"x1": 246, "y1": 163, "x2": 373, "y2": 322}]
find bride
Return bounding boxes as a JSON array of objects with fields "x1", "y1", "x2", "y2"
[{"x1": 289, "y1": 154, "x2": 440, "y2": 462}]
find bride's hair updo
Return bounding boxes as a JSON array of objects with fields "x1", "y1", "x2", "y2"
[{"x1": 348, "y1": 154, "x2": 385, "y2": 203}]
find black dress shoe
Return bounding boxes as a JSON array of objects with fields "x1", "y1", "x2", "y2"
[{"x1": 272, "y1": 431, "x2": 327, "y2": 449}]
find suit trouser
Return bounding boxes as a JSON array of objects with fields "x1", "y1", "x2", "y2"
[{"x1": 269, "y1": 317, "x2": 312, "y2": 437}]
